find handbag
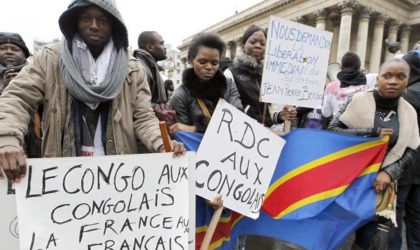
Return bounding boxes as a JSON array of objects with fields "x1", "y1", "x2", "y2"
[{"x1": 152, "y1": 103, "x2": 177, "y2": 127}]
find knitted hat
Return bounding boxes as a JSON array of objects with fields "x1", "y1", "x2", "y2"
[
  {"x1": 59, "y1": 0, "x2": 128, "y2": 49},
  {"x1": 341, "y1": 52, "x2": 361, "y2": 69},
  {"x1": 0, "y1": 32, "x2": 30, "y2": 58},
  {"x1": 241, "y1": 25, "x2": 266, "y2": 45}
]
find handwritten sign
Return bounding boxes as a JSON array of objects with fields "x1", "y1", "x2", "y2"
[
  {"x1": 0, "y1": 179, "x2": 19, "y2": 249},
  {"x1": 195, "y1": 99, "x2": 285, "y2": 219},
  {"x1": 15, "y1": 153, "x2": 194, "y2": 250},
  {"x1": 261, "y1": 16, "x2": 333, "y2": 108}
]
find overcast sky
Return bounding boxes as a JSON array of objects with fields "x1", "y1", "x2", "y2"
[{"x1": 0, "y1": 0, "x2": 263, "y2": 52}]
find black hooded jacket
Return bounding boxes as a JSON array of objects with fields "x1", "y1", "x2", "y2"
[
  {"x1": 227, "y1": 51, "x2": 273, "y2": 127},
  {"x1": 400, "y1": 50, "x2": 420, "y2": 185}
]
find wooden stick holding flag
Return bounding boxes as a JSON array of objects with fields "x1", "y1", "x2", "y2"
[
  {"x1": 283, "y1": 120, "x2": 292, "y2": 133},
  {"x1": 200, "y1": 205, "x2": 224, "y2": 250},
  {"x1": 200, "y1": 195, "x2": 224, "y2": 250},
  {"x1": 159, "y1": 121, "x2": 171, "y2": 152}
]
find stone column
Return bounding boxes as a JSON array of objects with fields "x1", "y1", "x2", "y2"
[
  {"x1": 369, "y1": 14, "x2": 386, "y2": 73},
  {"x1": 226, "y1": 40, "x2": 237, "y2": 59},
  {"x1": 315, "y1": 9, "x2": 327, "y2": 30},
  {"x1": 400, "y1": 25, "x2": 411, "y2": 53},
  {"x1": 225, "y1": 48, "x2": 231, "y2": 59},
  {"x1": 330, "y1": 17, "x2": 340, "y2": 62},
  {"x1": 385, "y1": 20, "x2": 400, "y2": 59},
  {"x1": 233, "y1": 38, "x2": 243, "y2": 58},
  {"x1": 356, "y1": 8, "x2": 372, "y2": 67},
  {"x1": 337, "y1": 1, "x2": 356, "y2": 62}
]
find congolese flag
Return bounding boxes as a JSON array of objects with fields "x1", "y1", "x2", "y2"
[{"x1": 175, "y1": 129, "x2": 388, "y2": 250}]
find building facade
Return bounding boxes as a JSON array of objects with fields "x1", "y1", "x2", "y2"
[
  {"x1": 158, "y1": 44, "x2": 185, "y2": 89},
  {"x1": 178, "y1": 0, "x2": 420, "y2": 73}
]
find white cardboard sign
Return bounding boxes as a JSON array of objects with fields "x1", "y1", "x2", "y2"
[
  {"x1": 195, "y1": 99, "x2": 285, "y2": 219},
  {"x1": 261, "y1": 16, "x2": 333, "y2": 108},
  {"x1": 0, "y1": 179, "x2": 19, "y2": 249},
  {"x1": 15, "y1": 153, "x2": 193, "y2": 250}
]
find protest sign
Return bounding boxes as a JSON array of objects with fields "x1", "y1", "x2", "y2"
[
  {"x1": 261, "y1": 16, "x2": 333, "y2": 108},
  {"x1": 195, "y1": 99, "x2": 285, "y2": 219},
  {"x1": 0, "y1": 179, "x2": 19, "y2": 249},
  {"x1": 15, "y1": 153, "x2": 194, "y2": 250},
  {"x1": 188, "y1": 154, "x2": 196, "y2": 250}
]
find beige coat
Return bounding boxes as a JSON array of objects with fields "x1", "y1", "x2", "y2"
[{"x1": 0, "y1": 44, "x2": 163, "y2": 156}]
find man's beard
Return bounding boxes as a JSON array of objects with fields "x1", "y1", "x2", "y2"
[{"x1": 154, "y1": 52, "x2": 167, "y2": 61}]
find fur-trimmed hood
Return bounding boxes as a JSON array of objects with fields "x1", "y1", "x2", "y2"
[
  {"x1": 182, "y1": 68, "x2": 227, "y2": 103},
  {"x1": 233, "y1": 50, "x2": 264, "y2": 77}
]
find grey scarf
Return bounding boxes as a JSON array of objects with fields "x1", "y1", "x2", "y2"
[
  {"x1": 60, "y1": 38, "x2": 128, "y2": 108},
  {"x1": 133, "y1": 49, "x2": 167, "y2": 103}
]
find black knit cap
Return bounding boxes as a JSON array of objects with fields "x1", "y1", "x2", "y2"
[
  {"x1": 241, "y1": 25, "x2": 267, "y2": 45},
  {"x1": 341, "y1": 52, "x2": 361, "y2": 69},
  {"x1": 0, "y1": 32, "x2": 30, "y2": 58}
]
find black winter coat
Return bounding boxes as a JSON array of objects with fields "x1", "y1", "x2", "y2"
[
  {"x1": 226, "y1": 51, "x2": 273, "y2": 127},
  {"x1": 399, "y1": 81, "x2": 420, "y2": 185},
  {"x1": 169, "y1": 68, "x2": 243, "y2": 133},
  {"x1": 400, "y1": 51, "x2": 420, "y2": 185}
]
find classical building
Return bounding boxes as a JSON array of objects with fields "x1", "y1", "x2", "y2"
[
  {"x1": 178, "y1": 0, "x2": 420, "y2": 73},
  {"x1": 158, "y1": 44, "x2": 185, "y2": 88}
]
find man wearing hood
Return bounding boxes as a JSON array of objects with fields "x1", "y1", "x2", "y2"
[
  {"x1": 0, "y1": 0, "x2": 184, "y2": 181},
  {"x1": 0, "y1": 32, "x2": 29, "y2": 93}
]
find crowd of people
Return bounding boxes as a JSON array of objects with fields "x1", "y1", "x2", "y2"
[{"x1": 0, "y1": 0, "x2": 419, "y2": 249}]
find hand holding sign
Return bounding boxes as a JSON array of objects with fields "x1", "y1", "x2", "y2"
[
  {"x1": 0, "y1": 145, "x2": 26, "y2": 182},
  {"x1": 207, "y1": 194, "x2": 223, "y2": 209}
]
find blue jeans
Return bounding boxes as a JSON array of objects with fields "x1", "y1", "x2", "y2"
[{"x1": 388, "y1": 184, "x2": 420, "y2": 250}]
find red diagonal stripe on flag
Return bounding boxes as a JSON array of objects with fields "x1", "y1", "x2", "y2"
[{"x1": 263, "y1": 144, "x2": 386, "y2": 218}]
